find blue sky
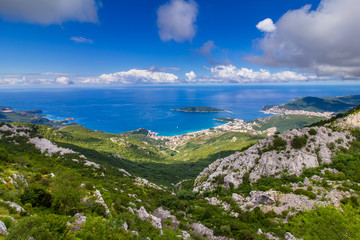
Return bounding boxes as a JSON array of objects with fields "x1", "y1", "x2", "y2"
[{"x1": 0, "y1": 0, "x2": 359, "y2": 86}]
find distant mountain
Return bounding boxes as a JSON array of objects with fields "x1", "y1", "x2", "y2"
[
  {"x1": 263, "y1": 95, "x2": 360, "y2": 113},
  {"x1": 0, "y1": 105, "x2": 75, "y2": 129}
]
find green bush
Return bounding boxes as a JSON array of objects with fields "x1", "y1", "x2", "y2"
[
  {"x1": 271, "y1": 136, "x2": 287, "y2": 151},
  {"x1": 20, "y1": 186, "x2": 52, "y2": 208},
  {"x1": 176, "y1": 190, "x2": 195, "y2": 200},
  {"x1": 293, "y1": 189, "x2": 316, "y2": 199},
  {"x1": 0, "y1": 147, "x2": 11, "y2": 162},
  {"x1": 84, "y1": 198, "x2": 106, "y2": 216},
  {"x1": 291, "y1": 135, "x2": 308, "y2": 149},
  {"x1": 6, "y1": 214, "x2": 68, "y2": 240},
  {"x1": 290, "y1": 204, "x2": 360, "y2": 239},
  {"x1": 308, "y1": 129, "x2": 317, "y2": 135}
]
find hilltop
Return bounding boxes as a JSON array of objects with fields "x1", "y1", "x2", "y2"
[
  {"x1": 263, "y1": 95, "x2": 360, "y2": 113},
  {"x1": 0, "y1": 106, "x2": 76, "y2": 129}
]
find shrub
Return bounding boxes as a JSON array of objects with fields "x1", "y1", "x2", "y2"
[
  {"x1": 294, "y1": 189, "x2": 316, "y2": 199},
  {"x1": 272, "y1": 136, "x2": 287, "y2": 151},
  {"x1": 176, "y1": 190, "x2": 195, "y2": 200},
  {"x1": 290, "y1": 204, "x2": 360, "y2": 239},
  {"x1": 308, "y1": 129, "x2": 317, "y2": 135},
  {"x1": 0, "y1": 147, "x2": 11, "y2": 163},
  {"x1": 291, "y1": 135, "x2": 308, "y2": 149},
  {"x1": 20, "y1": 186, "x2": 52, "y2": 208},
  {"x1": 84, "y1": 198, "x2": 106, "y2": 216}
]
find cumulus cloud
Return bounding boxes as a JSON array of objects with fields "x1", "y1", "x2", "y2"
[
  {"x1": 195, "y1": 40, "x2": 230, "y2": 65},
  {"x1": 55, "y1": 77, "x2": 74, "y2": 85},
  {"x1": 185, "y1": 71, "x2": 196, "y2": 82},
  {"x1": 248, "y1": 0, "x2": 360, "y2": 79},
  {"x1": 0, "y1": 0, "x2": 99, "y2": 25},
  {"x1": 201, "y1": 65, "x2": 314, "y2": 83},
  {"x1": 147, "y1": 66, "x2": 181, "y2": 72},
  {"x1": 256, "y1": 18, "x2": 276, "y2": 32},
  {"x1": 83, "y1": 69, "x2": 179, "y2": 84},
  {"x1": 198, "y1": 41, "x2": 216, "y2": 56},
  {"x1": 70, "y1": 36, "x2": 94, "y2": 44},
  {"x1": 0, "y1": 73, "x2": 74, "y2": 85},
  {"x1": 157, "y1": 0, "x2": 198, "y2": 42}
]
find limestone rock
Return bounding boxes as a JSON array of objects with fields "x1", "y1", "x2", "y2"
[
  {"x1": 153, "y1": 207, "x2": 180, "y2": 229},
  {"x1": 0, "y1": 220, "x2": 8, "y2": 235},
  {"x1": 194, "y1": 127, "x2": 353, "y2": 193},
  {"x1": 344, "y1": 111, "x2": 360, "y2": 127},
  {"x1": 69, "y1": 213, "x2": 87, "y2": 232},
  {"x1": 136, "y1": 206, "x2": 162, "y2": 234},
  {"x1": 12, "y1": 173, "x2": 28, "y2": 187},
  {"x1": 284, "y1": 232, "x2": 301, "y2": 240},
  {"x1": 135, "y1": 177, "x2": 163, "y2": 190},
  {"x1": 84, "y1": 160, "x2": 100, "y2": 169},
  {"x1": 93, "y1": 190, "x2": 110, "y2": 216},
  {"x1": 0, "y1": 200, "x2": 25, "y2": 213},
  {"x1": 191, "y1": 222, "x2": 232, "y2": 240},
  {"x1": 232, "y1": 193, "x2": 244, "y2": 204},
  {"x1": 177, "y1": 230, "x2": 191, "y2": 240},
  {"x1": 123, "y1": 222, "x2": 128, "y2": 232},
  {"x1": 28, "y1": 137, "x2": 76, "y2": 156}
]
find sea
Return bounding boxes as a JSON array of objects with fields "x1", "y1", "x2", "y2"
[{"x1": 0, "y1": 85, "x2": 360, "y2": 136}]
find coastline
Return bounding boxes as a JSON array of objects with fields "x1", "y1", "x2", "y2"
[{"x1": 1, "y1": 104, "x2": 332, "y2": 143}]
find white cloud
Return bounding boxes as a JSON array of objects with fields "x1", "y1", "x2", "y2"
[
  {"x1": 84, "y1": 69, "x2": 179, "y2": 84},
  {"x1": 55, "y1": 77, "x2": 74, "y2": 85},
  {"x1": 195, "y1": 40, "x2": 230, "y2": 65},
  {"x1": 248, "y1": 0, "x2": 360, "y2": 79},
  {"x1": 70, "y1": 36, "x2": 94, "y2": 44},
  {"x1": 157, "y1": 0, "x2": 198, "y2": 42},
  {"x1": 0, "y1": 66, "x2": 320, "y2": 86},
  {"x1": 256, "y1": 18, "x2": 276, "y2": 32},
  {"x1": 0, "y1": 73, "x2": 74, "y2": 85},
  {"x1": 198, "y1": 40, "x2": 216, "y2": 56},
  {"x1": 185, "y1": 71, "x2": 196, "y2": 82},
  {"x1": 203, "y1": 65, "x2": 314, "y2": 83},
  {"x1": 0, "y1": 0, "x2": 99, "y2": 25},
  {"x1": 147, "y1": 66, "x2": 181, "y2": 72}
]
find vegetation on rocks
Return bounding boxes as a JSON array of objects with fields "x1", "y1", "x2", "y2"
[{"x1": 1, "y1": 102, "x2": 360, "y2": 239}]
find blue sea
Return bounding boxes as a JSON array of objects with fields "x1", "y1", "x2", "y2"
[{"x1": 0, "y1": 85, "x2": 360, "y2": 136}]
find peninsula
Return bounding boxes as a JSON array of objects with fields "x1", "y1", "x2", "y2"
[{"x1": 171, "y1": 106, "x2": 226, "y2": 113}]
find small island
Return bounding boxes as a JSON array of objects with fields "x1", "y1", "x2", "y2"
[{"x1": 171, "y1": 106, "x2": 226, "y2": 113}]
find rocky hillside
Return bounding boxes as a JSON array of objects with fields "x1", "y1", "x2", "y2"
[
  {"x1": 194, "y1": 126, "x2": 353, "y2": 193},
  {"x1": 0, "y1": 122, "x2": 293, "y2": 240},
  {"x1": 188, "y1": 110, "x2": 360, "y2": 239},
  {"x1": 1, "y1": 108, "x2": 360, "y2": 239}
]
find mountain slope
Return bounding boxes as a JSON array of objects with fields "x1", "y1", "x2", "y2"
[{"x1": 263, "y1": 95, "x2": 360, "y2": 113}]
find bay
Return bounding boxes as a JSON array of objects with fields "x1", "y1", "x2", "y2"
[{"x1": 0, "y1": 85, "x2": 360, "y2": 136}]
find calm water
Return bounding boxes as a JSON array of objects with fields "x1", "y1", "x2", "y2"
[{"x1": 0, "y1": 85, "x2": 360, "y2": 136}]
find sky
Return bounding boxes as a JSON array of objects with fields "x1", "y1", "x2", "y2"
[{"x1": 0, "y1": 0, "x2": 359, "y2": 86}]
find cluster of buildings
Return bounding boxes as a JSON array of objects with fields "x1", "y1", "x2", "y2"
[
  {"x1": 261, "y1": 106, "x2": 334, "y2": 118},
  {"x1": 146, "y1": 119, "x2": 266, "y2": 147}
]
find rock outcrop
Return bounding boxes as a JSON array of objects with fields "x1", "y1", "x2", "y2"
[
  {"x1": 0, "y1": 220, "x2": 8, "y2": 235},
  {"x1": 68, "y1": 213, "x2": 87, "y2": 232},
  {"x1": 191, "y1": 223, "x2": 231, "y2": 240},
  {"x1": 0, "y1": 200, "x2": 25, "y2": 214},
  {"x1": 344, "y1": 110, "x2": 360, "y2": 127},
  {"x1": 194, "y1": 127, "x2": 353, "y2": 193},
  {"x1": 136, "y1": 206, "x2": 162, "y2": 234},
  {"x1": 153, "y1": 207, "x2": 179, "y2": 229},
  {"x1": 93, "y1": 190, "x2": 110, "y2": 216},
  {"x1": 28, "y1": 137, "x2": 76, "y2": 156}
]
